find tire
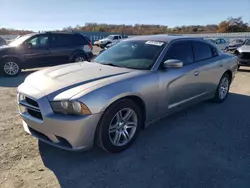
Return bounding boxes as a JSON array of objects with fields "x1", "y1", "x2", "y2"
[
  {"x1": 213, "y1": 73, "x2": 231, "y2": 102},
  {"x1": 96, "y1": 99, "x2": 143, "y2": 153},
  {"x1": 73, "y1": 54, "x2": 87, "y2": 62},
  {"x1": 1, "y1": 58, "x2": 21, "y2": 77}
]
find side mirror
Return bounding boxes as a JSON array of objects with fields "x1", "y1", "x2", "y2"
[{"x1": 163, "y1": 59, "x2": 183, "y2": 69}]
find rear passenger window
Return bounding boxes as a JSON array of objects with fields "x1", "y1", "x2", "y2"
[
  {"x1": 69, "y1": 35, "x2": 88, "y2": 45},
  {"x1": 164, "y1": 42, "x2": 194, "y2": 65},
  {"x1": 51, "y1": 34, "x2": 70, "y2": 47},
  {"x1": 193, "y1": 42, "x2": 213, "y2": 61},
  {"x1": 51, "y1": 34, "x2": 88, "y2": 47}
]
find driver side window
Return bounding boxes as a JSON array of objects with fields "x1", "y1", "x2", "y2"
[
  {"x1": 26, "y1": 35, "x2": 49, "y2": 48},
  {"x1": 163, "y1": 42, "x2": 194, "y2": 66}
]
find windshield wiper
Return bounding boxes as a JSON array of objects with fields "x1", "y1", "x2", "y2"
[{"x1": 102, "y1": 63, "x2": 121, "y2": 67}]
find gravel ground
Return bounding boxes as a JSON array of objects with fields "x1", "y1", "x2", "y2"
[{"x1": 0, "y1": 66, "x2": 250, "y2": 188}]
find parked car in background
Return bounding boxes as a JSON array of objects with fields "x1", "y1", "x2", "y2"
[
  {"x1": 0, "y1": 32, "x2": 93, "y2": 76},
  {"x1": 0, "y1": 36, "x2": 7, "y2": 46},
  {"x1": 17, "y1": 35, "x2": 237, "y2": 153},
  {"x1": 206, "y1": 38, "x2": 227, "y2": 51},
  {"x1": 226, "y1": 38, "x2": 245, "y2": 53},
  {"x1": 98, "y1": 40, "x2": 120, "y2": 54},
  {"x1": 94, "y1": 34, "x2": 123, "y2": 49},
  {"x1": 206, "y1": 38, "x2": 215, "y2": 43},
  {"x1": 235, "y1": 39, "x2": 250, "y2": 70}
]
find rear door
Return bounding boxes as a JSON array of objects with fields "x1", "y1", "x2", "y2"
[
  {"x1": 192, "y1": 41, "x2": 222, "y2": 93},
  {"x1": 49, "y1": 34, "x2": 90, "y2": 64},
  {"x1": 113, "y1": 36, "x2": 119, "y2": 43},
  {"x1": 48, "y1": 34, "x2": 75, "y2": 65}
]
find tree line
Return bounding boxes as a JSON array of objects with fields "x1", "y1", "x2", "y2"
[{"x1": 1, "y1": 17, "x2": 249, "y2": 35}]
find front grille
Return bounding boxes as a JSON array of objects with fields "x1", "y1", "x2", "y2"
[
  {"x1": 25, "y1": 97, "x2": 39, "y2": 107},
  {"x1": 19, "y1": 95, "x2": 43, "y2": 120},
  {"x1": 241, "y1": 52, "x2": 250, "y2": 59}
]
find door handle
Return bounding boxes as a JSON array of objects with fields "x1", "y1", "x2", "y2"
[{"x1": 194, "y1": 71, "x2": 199, "y2": 76}]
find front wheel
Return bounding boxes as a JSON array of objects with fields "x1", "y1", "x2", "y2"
[
  {"x1": 1, "y1": 59, "x2": 21, "y2": 77},
  {"x1": 96, "y1": 99, "x2": 143, "y2": 153},
  {"x1": 213, "y1": 73, "x2": 231, "y2": 102}
]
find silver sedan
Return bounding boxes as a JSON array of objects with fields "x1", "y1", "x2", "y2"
[{"x1": 17, "y1": 35, "x2": 238, "y2": 153}]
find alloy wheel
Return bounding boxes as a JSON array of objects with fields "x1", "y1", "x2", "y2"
[
  {"x1": 4, "y1": 62, "x2": 19, "y2": 76},
  {"x1": 219, "y1": 77, "x2": 229, "y2": 100},
  {"x1": 75, "y1": 57, "x2": 85, "y2": 62},
  {"x1": 108, "y1": 108, "x2": 138, "y2": 147}
]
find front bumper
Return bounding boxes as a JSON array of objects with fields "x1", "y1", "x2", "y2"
[
  {"x1": 18, "y1": 83, "x2": 102, "y2": 151},
  {"x1": 238, "y1": 52, "x2": 250, "y2": 67},
  {"x1": 238, "y1": 58, "x2": 250, "y2": 66},
  {"x1": 226, "y1": 46, "x2": 239, "y2": 53}
]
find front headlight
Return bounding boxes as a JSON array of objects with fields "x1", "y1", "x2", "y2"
[
  {"x1": 18, "y1": 93, "x2": 25, "y2": 102},
  {"x1": 50, "y1": 101, "x2": 91, "y2": 115}
]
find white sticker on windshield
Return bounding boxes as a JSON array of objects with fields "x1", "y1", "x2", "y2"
[{"x1": 145, "y1": 41, "x2": 164, "y2": 46}]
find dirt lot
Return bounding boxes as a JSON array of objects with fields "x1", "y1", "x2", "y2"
[{"x1": 1, "y1": 67, "x2": 250, "y2": 188}]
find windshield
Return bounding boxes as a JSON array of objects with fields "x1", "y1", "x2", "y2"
[
  {"x1": 230, "y1": 39, "x2": 243, "y2": 44},
  {"x1": 244, "y1": 39, "x2": 250, "y2": 45},
  {"x1": 104, "y1": 35, "x2": 114, "y2": 40},
  {"x1": 8, "y1": 34, "x2": 33, "y2": 47},
  {"x1": 93, "y1": 40, "x2": 166, "y2": 70},
  {"x1": 207, "y1": 39, "x2": 215, "y2": 43}
]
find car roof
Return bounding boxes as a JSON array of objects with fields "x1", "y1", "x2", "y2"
[
  {"x1": 125, "y1": 34, "x2": 204, "y2": 42},
  {"x1": 45, "y1": 31, "x2": 81, "y2": 35},
  {"x1": 109, "y1": 34, "x2": 121, "y2": 36}
]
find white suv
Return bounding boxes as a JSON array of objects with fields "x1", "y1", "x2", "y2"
[{"x1": 94, "y1": 35, "x2": 123, "y2": 48}]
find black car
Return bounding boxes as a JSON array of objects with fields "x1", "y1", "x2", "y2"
[{"x1": 0, "y1": 32, "x2": 94, "y2": 76}]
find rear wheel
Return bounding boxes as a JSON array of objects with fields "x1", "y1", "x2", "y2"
[
  {"x1": 73, "y1": 54, "x2": 87, "y2": 62},
  {"x1": 1, "y1": 58, "x2": 21, "y2": 77},
  {"x1": 213, "y1": 73, "x2": 231, "y2": 102},
  {"x1": 96, "y1": 99, "x2": 143, "y2": 153}
]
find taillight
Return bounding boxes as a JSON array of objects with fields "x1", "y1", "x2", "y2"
[
  {"x1": 88, "y1": 43, "x2": 93, "y2": 50},
  {"x1": 82, "y1": 45, "x2": 92, "y2": 52}
]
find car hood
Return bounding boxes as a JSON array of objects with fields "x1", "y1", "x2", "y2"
[
  {"x1": 99, "y1": 38, "x2": 110, "y2": 42},
  {"x1": 0, "y1": 45, "x2": 14, "y2": 51},
  {"x1": 228, "y1": 42, "x2": 243, "y2": 47},
  {"x1": 237, "y1": 45, "x2": 250, "y2": 53},
  {"x1": 24, "y1": 62, "x2": 140, "y2": 100}
]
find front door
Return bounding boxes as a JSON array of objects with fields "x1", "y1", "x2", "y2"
[
  {"x1": 158, "y1": 41, "x2": 207, "y2": 116},
  {"x1": 19, "y1": 34, "x2": 51, "y2": 68}
]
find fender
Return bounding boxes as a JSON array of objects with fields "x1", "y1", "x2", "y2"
[
  {"x1": 0, "y1": 54, "x2": 25, "y2": 64},
  {"x1": 69, "y1": 50, "x2": 87, "y2": 62}
]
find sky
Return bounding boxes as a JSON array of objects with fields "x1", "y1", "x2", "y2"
[{"x1": 1, "y1": 0, "x2": 250, "y2": 31}]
